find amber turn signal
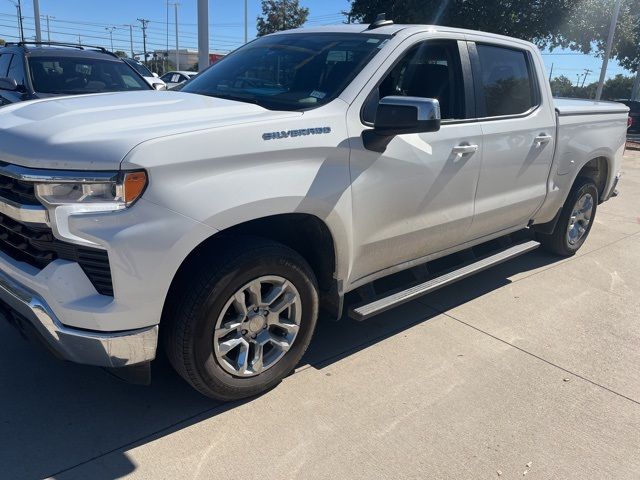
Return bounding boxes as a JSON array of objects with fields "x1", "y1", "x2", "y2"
[{"x1": 123, "y1": 171, "x2": 148, "y2": 204}]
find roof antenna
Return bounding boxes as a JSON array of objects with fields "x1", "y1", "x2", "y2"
[{"x1": 367, "y1": 13, "x2": 394, "y2": 30}]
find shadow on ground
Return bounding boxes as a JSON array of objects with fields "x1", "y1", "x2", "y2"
[{"x1": 0, "y1": 249, "x2": 562, "y2": 480}]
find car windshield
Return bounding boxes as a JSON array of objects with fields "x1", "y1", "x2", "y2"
[
  {"x1": 29, "y1": 56, "x2": 150, "y2": 94},
  {"x1": 125, "y1": 59, "x2": 154, "y2": 77},
  {"x1": 181, "y1": 33, "x2": 390, "y2": 111}
]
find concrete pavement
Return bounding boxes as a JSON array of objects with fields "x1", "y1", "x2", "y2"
[{"x1": 1, "y1": 153, "x2": 639, "y2": 480}]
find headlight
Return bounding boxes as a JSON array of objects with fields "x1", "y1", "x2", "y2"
[
  {"x1": 34, "y1": 171, "x2": 148, "y2": 248},
  {"x1": 35, "y1": 171, "x2": 148, "y2": 208}
]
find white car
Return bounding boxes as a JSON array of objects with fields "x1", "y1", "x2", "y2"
[
  {"x1": 0, "y1": 22, "x2": 628, "y2": 400},
  {"x1": 123, "y1": 58, "x2": 166, "y2": 90},
  {"x1": 160, "y1": 70, "x2": 198, "y2": 88}
]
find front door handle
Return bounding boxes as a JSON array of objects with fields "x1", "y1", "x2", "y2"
[
  {"x1": 452, "y1": 144, "x2": 479, "y2": 156},
  {"x1": 534, "y1": 134, "x2": 553, "y2": 147}
]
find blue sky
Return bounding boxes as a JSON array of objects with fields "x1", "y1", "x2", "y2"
[{"x1": 0, "y1": 0, "x2": 633, "y2": 82}]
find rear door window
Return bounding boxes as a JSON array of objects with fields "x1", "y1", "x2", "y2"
[{"x1": 475, "y1": 44, "x2": 537, "y2": 117}]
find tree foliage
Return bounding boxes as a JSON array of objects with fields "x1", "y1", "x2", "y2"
[
  {"x1": 550, "y1": 74, "x2": 634, "y2": 100},
  {"x1": 114, "y1": 50, "x2": 128, "y2": 58},
  {"x1": 257, "y1": 0, "x2": 309, "y2": 36},
  {"x1": 349, "y1": 0, "x2": 640, "y2": 70},
  {"x1": 0, "y1": 39, "x2": 5, "y2": 47}
]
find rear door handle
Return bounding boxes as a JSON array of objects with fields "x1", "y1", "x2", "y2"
[
  {"x1": 534, "y1": 134, "x2": 553, "y2": 147},
  {"x1": 452, "y1": 144, "x2": 479, "y2": 155}
]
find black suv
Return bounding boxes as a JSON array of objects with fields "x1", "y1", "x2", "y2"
[{"x1": 0, "y1": 42, "x2": 153, "y2": 107}]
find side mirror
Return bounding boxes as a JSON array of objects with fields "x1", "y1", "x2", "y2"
[
  {"x1": 375, "y1": 96, "x2": 441, "y2": 135},
  {"x1": 152, "y1": 72, "x2": 159, "y2": 78},
  {"x1": 0, "y1": 77, "x2": 18, "y2": 91},
  {"x1": 152, "y1": 82, "x2": 167, "y2": 90}
]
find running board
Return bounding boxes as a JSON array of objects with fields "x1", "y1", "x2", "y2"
[{"x1": 349, "y1": 240, "x2": 540, "y2": 321}]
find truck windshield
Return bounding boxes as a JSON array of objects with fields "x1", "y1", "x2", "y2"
[
  {"x1": 29, "y1": 56, "x2": 150, "y2": 94},
  {"x1": 182, "y1": 33, "x2": 390, "y2": 111}
]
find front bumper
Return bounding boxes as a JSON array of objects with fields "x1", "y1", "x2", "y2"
[{"x1": 0, "y1": 268, "x2": 157, "y2": 367}]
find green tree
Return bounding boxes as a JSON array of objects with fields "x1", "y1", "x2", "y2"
[
  {"x1": 550, "y1": 75, "x2": 575, "y2": 97},
  {"x1": 601, "y1": 74, "x2": 634, "y2": 100},
  {"x1": 0, "y1": 38, "x2": 5, "y2": 47},
  {"x1": 257, "y1": 0, "x2": 309, "y2": 36},
  {"x1": 114, "y1": 50, "x2": 128, "y2": 58},
  {"x1": 348, "y1": 0, "x2": 640, "y2": 70}
]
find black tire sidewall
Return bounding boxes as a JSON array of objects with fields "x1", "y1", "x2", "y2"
[
  {"x1": 190, "y1": 250, "x2": 318, "y2": 399},
  {"x1": 558, "y1": 181, "x2": 599, "y2": 254}
]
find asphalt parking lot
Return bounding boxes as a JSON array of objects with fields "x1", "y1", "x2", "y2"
[{"x1": 1, "y1": 151, "x2": 639, "y2": 480}]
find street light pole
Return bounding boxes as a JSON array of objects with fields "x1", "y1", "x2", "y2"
[
  {"x1": 44, "y1": 15, "x2": 54, "y2": 42},
  {"x1": 595, "y1": 0, "x2": 623, "y2": 101},
  {"x1": 32, "y1": 0, "x2": 41, "y2": 41},
  {"x1": 105, "y1": 26, "x2": 116, "y2": 51},
  {"x1": 174, "y1": 3, "x2": 180, "y2": 70},
  {"x1": 123, "y1": 24, "x2": 134, "y2": 59},
  {"x1": 244, "y1": 0, "x2": 248, "y2": 44},
  {"x1": 197, "y1": 0, "x2": 209, "y2": 72}
]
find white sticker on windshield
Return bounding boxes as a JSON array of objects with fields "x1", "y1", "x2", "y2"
[{"x1": 310, "y1": 90, "x2": 327, "y2": 99}]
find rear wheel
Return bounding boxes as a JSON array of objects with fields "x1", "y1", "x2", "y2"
[
  {"x1": 164, "y1": 238, "x2": 318, "y2": 401},
  {"x1": 538, "y1": 179, "x2": 598, "y2": 256}
]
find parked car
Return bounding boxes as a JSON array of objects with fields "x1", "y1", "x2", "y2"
[
  {"x1": 0, "y1": 22, "x2": 627, "y2": 400},
  {"x1": 0, "y1": 42, "x2": 153, "y2": 106},
  {"x1": 617, "y1": 99, "x2": 640, "y2": 134},
  {"x1": 160, "y1": 70, "x2": 197, "y2": 88},
  {"x1": 123, "y1": 57, "x2": 166, "y2": 90}
]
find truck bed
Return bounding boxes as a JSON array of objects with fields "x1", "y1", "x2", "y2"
[{"x1": 554, "y1": 98, "x2": 629, "y2": 116}]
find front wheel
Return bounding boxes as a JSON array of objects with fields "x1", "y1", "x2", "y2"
[
  {"x1": 164, "y1": 238, "x2": 319, "y2": 401},
  {"x1": 538, "y1": 178, "x2": 599, "y2": 256}
]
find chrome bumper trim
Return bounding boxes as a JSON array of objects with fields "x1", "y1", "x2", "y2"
[
  {"x1": 0, "y1": 195, "x2": 49, "y2": 225},
  {"x1": 0, "y1": 269, "x2": 157, "y2": 367}
]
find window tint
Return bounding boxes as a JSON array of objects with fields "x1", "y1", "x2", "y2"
[
  {"x1": 8, "y1": 55, "x2": 25, "y2": 86},
  {"x1": 363, "y1": 41, "x2": 466, "y2": 123},
  {"x1": 476, "y1": 44, "x2": 536, "y2": 117},
  {"x1": 28, "y1": 56, "x2": 149, "y2": 94},
  {"x1": 0, "y1": 54, "x2": 12, "y2": 77}
]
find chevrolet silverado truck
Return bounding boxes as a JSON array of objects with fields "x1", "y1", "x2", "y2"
[{"x1": 0, "y1": 20, "x2": 627, "y2": 400}]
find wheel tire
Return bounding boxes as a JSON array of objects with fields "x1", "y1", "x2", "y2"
[
  {"x1": 538, "y1": 178, "x2": 599, "y2": 256},
  {"x1": 164, "y1": 237, "x2": 319, "y2": 401}
]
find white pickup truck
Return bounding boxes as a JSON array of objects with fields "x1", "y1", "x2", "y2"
[{"x1": 0, "y1": 21, "x2": 627, "y2": 400}]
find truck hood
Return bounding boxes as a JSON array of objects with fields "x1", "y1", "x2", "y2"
[{"x1": 0, "y1": 91, "x2": 300, "y2": 170}]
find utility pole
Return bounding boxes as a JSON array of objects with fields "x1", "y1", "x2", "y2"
[
  {"x1": 138, "y1": 18, "x2": 150, "y2": 65},
  {"x1": 576, "y1": 74, "x2": 582, "y2": 87},
  {"x1": 43, "y1": 14, "x2": 54, "y2": 42},
  {"x1": 244, "y1": 0, "x2": 248, "y2": 43},
  {"x1": 581, "y1": 68, "x2": 592, "y2": 88},
  {"x1": 105, "y1": 26, "x2": 116, "y2": 51},
  {"x1": 197, "y1": 0, "x2": 209, "y2": 72},
  {"x1": 78, "y1": 35, "x2": 82, "y2": 46},
  {"x1": 32, "y1": 0, "x2": 41, "y2": 41},
  {"x1": 123, "y1": 24, "x2": 134, "y2": 58},
  {"x1": 548, "y1": 63, "x2": 554, "y2": 82},
  {"x1": 174, "y1": 3, "x2": 180, "y2": 70},
  {"x1": 341, "y1": 10, "x2": 352, "y2": 24},
  {"x1": 165, "y1": 1, "x2": 170, "y2": 73},
  {"x1": 8, "y1": 0, "x2": 25, "y2": 42},
  {"x1": 596, "y1": 0, "x2": 623, "y2": 101}
]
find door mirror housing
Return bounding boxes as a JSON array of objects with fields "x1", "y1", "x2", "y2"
[
  {"x1": 374, "y1": 96, "x2": 441, "y2": 135},
  {"x1": 363, "y1": 96, "x2": 442, "y2": 152},
  {"x1": 0, "y1": 77, "x2": 18, "y2": 91}
]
